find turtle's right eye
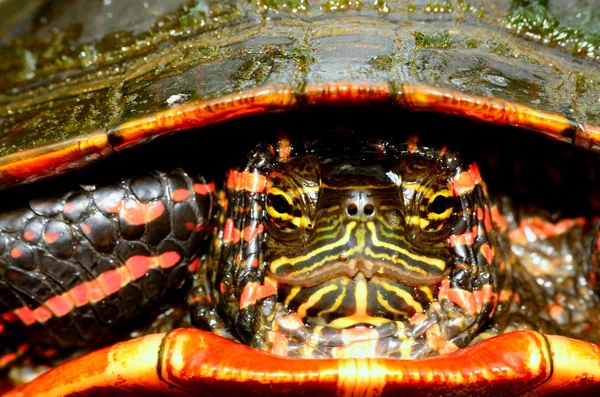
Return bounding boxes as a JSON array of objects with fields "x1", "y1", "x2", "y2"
[
  {"x1": 267, "y1": 189, "x2": 295, "y2": 222},
  {"x1": 265, "y1": 176, "x2": 310, "y2": 235}
]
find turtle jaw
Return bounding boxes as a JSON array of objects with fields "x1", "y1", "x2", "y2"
[{"x1": 267, "y1": 217, "x2": 451, "y2": 327}]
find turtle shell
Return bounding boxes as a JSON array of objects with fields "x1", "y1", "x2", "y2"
[{"x1": 1, "y1": 0, "x2": 600, "y2": 188}]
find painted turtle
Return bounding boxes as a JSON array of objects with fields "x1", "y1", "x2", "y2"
[{"x1": 1, "y1": 0, "x2": 600, "y2": 395}]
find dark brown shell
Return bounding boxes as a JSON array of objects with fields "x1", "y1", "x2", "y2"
[{"x1": 0, "y1": 0, "x2": 599, "y2": 187}]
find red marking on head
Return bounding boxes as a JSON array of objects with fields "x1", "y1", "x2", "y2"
[
  {"x1": 243, "y1": 223, "x2": 264, "y2": 242},
  {"x1": 23, "y1": 231, "x2": 35, "y2": 241},
  {"x1": 171, "y1": 188, "x2": 190, "y2": 202},
  {"x1": 10, "y1": 247, "x2": 22, "y2": 258},
  {"x1": 97, "y1": 270, "x2": 123, "y2": 296},
  {"x1": 219, "y1": 282, "x2": 226, "y2": 294},
  {"x1": 46, "y1": 295, "x2": 74, "y2": 317},
  {"x1": 121, "y1": 200, "x2": 165, "y2": 226},
  {"x1": 222, "y1": 219, "x2": 240, "y2": 244},
  {"x1": 449, "y1": 226, "x2": 478, "y2": 247},
  {"x1": 158, "y1": 251, "x2": 181, "y2": 269},
  {"x1": 195, "y1": 223, "x2": 205, "y2": 232},
  {"x1": 33, "y1": 306, "x2": 52, "y2": 324},
  {"x1": 480, "y1": 243, "x2": 494, "y2": 265},
  {"x1": 125, "y1": 255, "x2": 153, "y2": 280},
  {"x1": 267, "y1": 331, "x2": 289, "y2": 357},
  {"x1": 185, "y1": 221, "x2": 195, "y2": 231},
  {"x1": 81, "y1": 223, "x2": 92, "y2": 235},
  {"x1": 239, "y1": 277, "x2": 277, "y2": 309},
  {"x1": 193, "y1": 182, "x2": 216, "y2": 195},
  {"x1": 44, "y1": 232, "x2": 58, "y2": 244},
  {"x1": 64, "y1": 202, "x2": 74, "y2": 214},
  {"x1": 188, "y1": 257, "x2": 200, "y2": 272}
]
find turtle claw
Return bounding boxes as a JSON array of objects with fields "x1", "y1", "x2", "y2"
[{"x1": 5, "y1": 329, "x2": 599, "y2": 396}]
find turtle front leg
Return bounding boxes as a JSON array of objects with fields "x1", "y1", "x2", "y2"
[
  {"x1": 0, "y1": 169, "x2": 216, "y2": 383},
  {"x1": 486, "y1": 199, "x2": 600, "y2": 343}
]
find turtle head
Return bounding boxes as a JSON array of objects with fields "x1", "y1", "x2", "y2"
[
  {"x1": 218, "y1": 136, "x2": 499, "y2": 358},
  {"x1": 265, "y1": 152, "x2": 454, "y2": 328}
]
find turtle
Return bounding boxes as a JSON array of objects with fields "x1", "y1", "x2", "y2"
[{"x1": 0, "y1": 0, "x2": 600, "y2": 396}]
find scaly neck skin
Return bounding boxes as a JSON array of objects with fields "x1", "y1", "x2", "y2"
[{"x1": 482, "y1": 198, "x2": 600, "y2": 343}]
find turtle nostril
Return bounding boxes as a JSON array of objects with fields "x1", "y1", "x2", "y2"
[
  {"x1": 364, "y1": 203, "x2": 375, "y2": 216},
  {"x1": 347, "y1": 203, "x2": 358, "y2": 216}
]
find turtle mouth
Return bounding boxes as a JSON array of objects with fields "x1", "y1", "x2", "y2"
[{"x1": 272, "y1": 258, "x2": 447, "y2": 288}]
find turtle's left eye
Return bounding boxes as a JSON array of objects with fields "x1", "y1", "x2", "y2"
[{"x1": 427, "y1": 193, "x2": 453, "y2": 219}]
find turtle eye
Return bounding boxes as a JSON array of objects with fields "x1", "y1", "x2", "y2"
[
  {"x1": 267, "y1": 190, "x2": 294, "y2": 219},
  {"x1": 265, "y1": 182, "x2": 309, "y2": 234},
  {"x1": 420, "y1": 189, "x2": 455, "y2": 233},
  {"x1": 427, "y1": 193, "x2": 453, "y2": 219}
]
